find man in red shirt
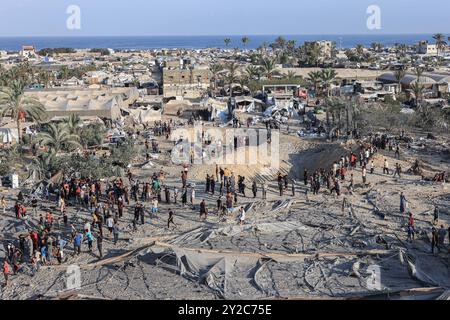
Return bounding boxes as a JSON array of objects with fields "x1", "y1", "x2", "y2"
[{"x1": 3, "y1": 260, "x2": 10, "y2": 286}]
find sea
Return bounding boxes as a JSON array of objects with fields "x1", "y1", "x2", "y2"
[{"x1": 0, "y1": 34, "x2": 440, "y2": 51}]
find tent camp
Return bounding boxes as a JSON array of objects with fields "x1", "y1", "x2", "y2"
[{"x1": 25, "y1": 87, "x2": 139, "y2": 120}]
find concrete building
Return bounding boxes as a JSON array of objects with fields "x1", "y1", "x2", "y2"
[
  {"x1": 163, "y1": 65, "x2": 210, "y2": 99},
  {"x1": 20, "y1": 46, "x2": 37, "y2": 59},
  {"x1": 417, "y1": 41, "x2": 438, "y2": 55},
  {"x1": 304, "y1": 41, "x2": 335, "y2": 60}
]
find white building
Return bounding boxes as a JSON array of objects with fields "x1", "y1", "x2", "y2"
[
  {"x1": 417, "y1": 41, "x2": 438, "y2": 55},
  {"x1": 20, "y1": 45, "x2": 37, "y2": 59}
]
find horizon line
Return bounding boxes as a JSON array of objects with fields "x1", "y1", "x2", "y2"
[{"x1": 0, "y1": 33, "x2": 447, "y2": 38}]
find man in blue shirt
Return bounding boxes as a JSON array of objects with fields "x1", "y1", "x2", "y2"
[{"x1": 74, "y1": 232, "x2": 83, "y2": 255}]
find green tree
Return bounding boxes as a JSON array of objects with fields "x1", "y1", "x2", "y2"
[
  {"x1": 0, "y1": 80, "x2": 46, "y2": 142},
  {"x1": 273, "y1": 36, "x2": 287, "y2": 51},
  {"x1": 245, "y1": 64, "x2": 263, "y2": 81},
  {"x1": 259, "y1": 57, "x2": 278, "y2": 80},
  {"x1": 209, "y1": 64, "x2": 224, "y2": 91},
  {"x1": 241, "y1": 37, "x2": 250, "y2": 49},
  {"x1": 224, "y1": 62, "x2": 239, "y2": 97},
  {"x1": 394, "y1": 69, "x2": 406, "y2": 94},
  {"x1": 433, "y1": 33, "x2": 447, "y2": 56},
  {"x1": 411, "y1": 81, "x2": 425, "y2": 107},
  {"x1": 224, "y1": 38, "x2": 231, "y2": 48},
  {"x1": 79, "y1": 122, "x2": 107, "y2": 148},
  {"x1": 306, "y1": 71, "x2": 322, "y2": 97},
  {"x1": 62, "y1": 113, "x2": 82, "y2": 135},
  {"x1": 320, "y1": 68, "x2": 338, "y2": 97}
]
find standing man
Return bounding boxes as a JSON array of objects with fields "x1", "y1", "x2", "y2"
[
  {"x1": 252, "y1": 180, "x2": 257, "y2": 198},
  {"x1": 199, "y1": 200, "x2": 207, "y2": 220},
  {"x1": 238, "y1": 207, "x2": 246, "y2": 226},
  {"x1": 167, "y1": 209, "x2": 177, "y2": 230},
  {"x1": 433, "y1": 206, "x2": 439, "y2": 225},
  {"x1": 3, "y1": 260, "x2": 9, "y2": 286},
  {"x1": 400, "y1": 193, "x2": 407, "y2": 214},
  {"x1": 431, "y1": 227, "x2": 439, "y2": 254},
  {"x1": 97, "y1": 234, "x2": 103, "y2": 259},
  {"x1": 113, "y1": 221, "x2": 120, "y2": 245},
  {"x1": 262, "y1": 183, "x2": 267, "y2": 200},
  {"x1": 383, "y1": 158, "x2": 390, "y2": 175},
  {"x1": 73, "y1": 231, "x2": 83, "y2": 255}
]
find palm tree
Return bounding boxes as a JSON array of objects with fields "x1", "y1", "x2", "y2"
[
  {"x1": 258, "y1": 42, "x2": 269, "y2": 55},
  {"x1": 245, "y1": 64, "x2": 262, "y2": 81},
  {"x1": 38, "y1": 122, "x2": 82, "y2": 154},
  {"x1": 411, "y1": 82, "x2": 425, "y2": 108},
  {"x1": 259, "y1": 57, "x2": 277, "y2": 80},
  {"x1": 394, "y1": 69, "x2": 406, "y2": 93},
  {"x1": 433, "y1": 33, "x2": 447, "y2": 56},
  {"x1": 320, "y1": 68, "x2": 338, "y2": 97},
  {"x1": 0, "y1": 79, "x2": 46, "y2": 143},
  {"x1": 37, "y1": 70, "x2": 52, "y2": 88},
  {"x1": 303, "y1": 42, "x2": 321, "y2": 67},
  {"x1": 414, "y1": 66, "x2": 424, "y2": 83},
  {"x1": 306, "y1": 71, "x2": 322, "y2": 97},
  {"x1": 224, "y1": 62, "x2": 239, "y2": 97},
  {"x1": 59, "y1": 65, "x2": 70, "y2": 81},
  {"x1": 285, "y1": 70, "x2": 296, "y2": 81},
  {"x1": 224, "y1": 38, "x2": 231, "y2": 48},
  {"x1": 274, "y1": 36, "x2": 287, "y2": 51},
  {"x1": 63, "y1": 113, "x2": 82, "y2": 135},
  {"x1": 355, "y1": 44, "x2": 365, "y2": 60},
  {"x1": 31, "y1": 152, "x2": 57, "y2": 181},
  {"x1": 327, "y1": 98, "x2": 346, "y2": 131},
  {"x1": 286, "y1": 40, "x2": 297, "y2": 54},
  {"x1": 370, "y1": 42, "x2": 378, "y2": 52},
  {"x1": 209, "y1": 64, "x2": 224, "y2": 90},
  {"x1": 237, "y1": 76, "x2": 250, "y2": 95},
  {"x1": 241, "y1": 37, "x2": 250, "y2": 50}
]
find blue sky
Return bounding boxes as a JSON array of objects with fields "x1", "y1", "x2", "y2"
[{"x1": 0, "y1": 0, "x2": 449, "y2": 36}]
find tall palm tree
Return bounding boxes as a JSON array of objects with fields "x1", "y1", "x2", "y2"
[
  {"x1": 38, "y1": 122, "x2": 82, "y2": 154},
  {"x1": 414, "y1": 66, "x2": 424, "y2": 83},
  {"x1": 433, "y1": 33, "x2": 447, "y2": 56},
  {"x1": 37, "y1": 70, "x2": 52, "y2": 88},
  {"x1": 209, "y1": 64, "x2": 224, "y2": 90},
  {"x1": 306, "y1": 71, "x2": 322, "y2": 97},
  {"x1": 394, "y1": 69, "x2": 406, "y2": 93},
  {"x1": 355, "y1": 44, "x2": 365, "y2": 60},
  {"x1": 286, "y1": 40, "x2": 297, "y2": 54},
  {"x1": 370, "y1": 42, "x2": 378, "y2": 52},
  {"x1": 59, "y1": 65, "x2": 70, "y2": 81},
  {"x1": 274, "y1": 36, "x2": 287, "y2": 51},
  {"x1": 245, "y1": 64, "x2": 262, "y2": 81},
  {"x1": 237, "y1": 76, "x2": 250, "y2": 95},
  {"x1": 224, "y1": 62, "x2": 239, "y2": 97},
  {"x1": 285, "y1": 70, "x2": 296, "y2": 81},
  {"x1": 411, "y1": 82, "x2": 425, "y2": 108},
  {"x1": 0, "y1": 79, "x2": 46, "y2": 143},
  {"x1": 224, "y1": 38, "x2": 232, "y2": 48},
  {"x1": 259, "y1": 57, "x2": 277, "y2": 80},
  {"x1": 241, "y1": 37, "x2": 250, "y2": 50},
  {"x1": 303, "y1": 42, "x2": 321, "y2": 67},
  {"x1": 320, "y1": 68, "x2": 338, "y2": 97},
  {"x1": 63, "y1": 113, "x2": 82, "y2": 135},
  {"x1": 327, "y1": 98, "x2": 346, "y2": 130}
]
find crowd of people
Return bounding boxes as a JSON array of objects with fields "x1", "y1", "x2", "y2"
[{"x1": 2, "y1": 120, "x2": 449, "y2": 289}]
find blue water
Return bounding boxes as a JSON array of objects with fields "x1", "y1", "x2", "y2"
[{"x1": 0, "y1": 34, "x2": 440, "y2": 51}]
